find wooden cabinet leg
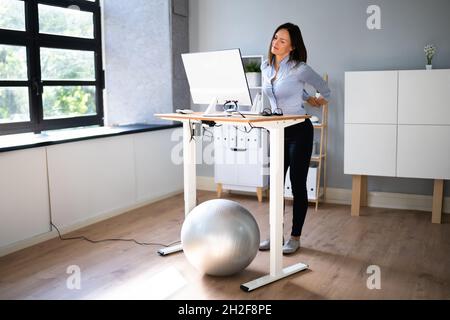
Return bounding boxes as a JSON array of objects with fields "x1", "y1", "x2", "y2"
[
  {"x1": 256, "y1": 187, "x2": 263, "y2": 203},
  {"x1": 217, "y1": 183, "x2": 223, "y2": 198},
  {"x1": 361, "y1": 175, "x2": 368, "y2": 207},
  {"x1": 351, "y1": 175, "x2": 364, "y2": 216},
  {"x1": 432, "y1": 179, "x2": 444, "y2": 224}
]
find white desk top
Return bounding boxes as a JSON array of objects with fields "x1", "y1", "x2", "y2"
[{"x1": 155, "y1": 112, "x2": 310, "y2": 124}]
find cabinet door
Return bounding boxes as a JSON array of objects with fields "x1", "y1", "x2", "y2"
[
  {"x1": 344, "y1": 124, "x2": 397, "y2": 176},
  {"x1": 235, "y1": 128, "x2": 267, "y2": 187},
  {"x1": 345, "y1": 71, "x2": 398, "y2": 124},
  {"x1": 47, "y1": 136, "x2": 136, "y2": 229},
  {"x1": 397, "y1": 125, "x2": 450, "y2": 179},
  {"x1": 236, "y1": 152, "x2": 266, "y2": 187},
  {"x1": 0, "y1": 148, "x2": 50, "y2": 248},
  {"x1": 398, "y1": 69, "x2": 450, "y2": 125},
  {"x1": 214, "y1": 126, "x2": 237, "y2": 185}
]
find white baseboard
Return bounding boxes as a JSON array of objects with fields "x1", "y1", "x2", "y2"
[
  {"x1": 198, "y1": 176, "x2": 450, "y2": 214},
  {"x1": 0, "y1": 189, "x2": 184, "y2": 258},
  {"x1": 197, "y1": 176, "x2": 217, "y2": 192}
]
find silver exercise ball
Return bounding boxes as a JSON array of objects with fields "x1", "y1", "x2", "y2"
[{"x1": 181, "y1": 199, "x2": 260, "y2": 276}]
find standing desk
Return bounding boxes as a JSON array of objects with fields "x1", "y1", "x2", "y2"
[{"x1": 155, "y1": 112, "x2": 310, "y2": 291}]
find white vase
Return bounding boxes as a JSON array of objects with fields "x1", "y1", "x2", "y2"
[
  {"x1": 245, "y1": 72, "x2": 261, "y2": 87},
  {"x1": 426, "y1": 64, "x2": 432, "y2": 70}
]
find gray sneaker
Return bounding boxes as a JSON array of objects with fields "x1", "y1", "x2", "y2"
[
  {"x1": 259, "y1": 237, "x2": 284, "y2": 251},
  {"x1": 282, "y1": 238, "x2": 300, "y2": 254}
]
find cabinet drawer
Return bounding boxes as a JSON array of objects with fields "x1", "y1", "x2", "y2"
[
  {"x1": 397, "y1": 125, "x2": 450, "y2": 179},
  {"x1": 344, "y1": 124, "x2": 397, "y2": 176},
  {"x1": 345, "y1": 71, "x2": 398, "y2": 124},
  {"x1": 398, "y1": 69, "x2": 450, "y2": 125}
]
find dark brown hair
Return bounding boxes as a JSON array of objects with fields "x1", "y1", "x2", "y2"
[{"x1": 268, "y1": 22, "x2": 307, "y2": 66}]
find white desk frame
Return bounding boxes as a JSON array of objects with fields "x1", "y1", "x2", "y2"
[{"x1": 155, "y1": 113, "x2": 310, "y2": 291}]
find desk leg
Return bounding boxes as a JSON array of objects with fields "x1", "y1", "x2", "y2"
[
  {"x1": 432, "y1": 179, "x2": 444, "y2": 224},
  {"x1": 158, "y1": 121, "x2": 197, "y2": 256},
  {"x1": 269, "y1": 127, "x2": 284, "y2": 276},
  {"x1": 241, "y1": 127, "x2": 308, "y2": 292}
]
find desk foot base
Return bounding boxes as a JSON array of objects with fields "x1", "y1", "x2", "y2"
[
  {"x1": 157, "y1": 244, "x2": 183, "y2": 256},
  {"x1": 240, "y1": 262, "x2": 309, "y2": 292}
]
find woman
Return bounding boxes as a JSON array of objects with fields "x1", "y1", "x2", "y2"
[{"x1": 259, "y1": 22, "x2": 331, "y2": 254}]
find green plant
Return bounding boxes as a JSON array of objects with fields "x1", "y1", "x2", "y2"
[
  {"x1": 244, "y1": 62, "x2": 260, "y2": 73},
  {"x1": 424, "y1": 44, "x2": 436, "y2": 65}
]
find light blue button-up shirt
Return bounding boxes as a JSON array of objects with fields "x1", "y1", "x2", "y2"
[{"x1": 261, "y1": 56, "x2": 331, "y2": 115}]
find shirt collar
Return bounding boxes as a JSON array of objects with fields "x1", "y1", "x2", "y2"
[
  {"x1": 271, "y1": 55, "x2": 290, "y2": 67},
  {"x1": 279, "y1": 55, "x2": 290, "y2": 65}
]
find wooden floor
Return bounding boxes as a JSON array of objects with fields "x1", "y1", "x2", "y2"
[{"x1": 0, "y1": 190, "x2": 449, "y2": 300}]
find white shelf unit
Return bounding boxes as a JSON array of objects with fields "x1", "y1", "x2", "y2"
[
  {"x1": 214, "y1": 55, "x2": 270, "y2": 202},
  {"x1": 285, "y1": 74, "x2": 329, "y2": 211},
  {"x1": 242, "y1": 55, "x2": 267, "y2": 111}
]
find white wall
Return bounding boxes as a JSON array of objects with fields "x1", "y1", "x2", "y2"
[
  {"x1": 0, "y1": 128, "x2": 183, "y2": 255},
  {"x1": 189, "y1": 0, "x2": 450, "y2": 197},
  {"x1": 103, "y1": 0, "x2": 173, "y2": 125}
]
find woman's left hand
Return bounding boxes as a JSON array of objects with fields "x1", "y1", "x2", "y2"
[{"x1": 306, "y1": 96, "x2": 328, "y2": 107}]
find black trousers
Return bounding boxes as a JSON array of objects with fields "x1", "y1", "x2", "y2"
[{"x1": 284, "y1": 118, "x2": 314, "y2": 237}]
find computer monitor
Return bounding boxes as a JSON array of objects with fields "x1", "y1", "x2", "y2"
[{"x1": 181, "y1": 49, "x2": 252, "y2": 113}]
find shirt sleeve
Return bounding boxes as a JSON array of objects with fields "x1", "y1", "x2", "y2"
[{"x1": 298, "y1": 64, "x2": 331, "y2": 99}]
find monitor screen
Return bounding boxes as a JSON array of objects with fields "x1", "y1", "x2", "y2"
[{"x1": 181, "y1": 49, "x2": 252, "y2": 107}]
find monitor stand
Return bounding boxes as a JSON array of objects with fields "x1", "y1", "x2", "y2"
[{"x1": 202, "y1": 97, "x2": 230, "y2": 117}]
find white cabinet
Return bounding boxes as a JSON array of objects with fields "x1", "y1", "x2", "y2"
[
  {"x1": 397, "y1": 125, "x2": 450, "y2": 179},
  {"x1": 344, "y1": 71, "x2": 399, "y2": 177},
  {"x1": 345, "y1": 69, "x2": 450, "y2": 178},
  {"x1": 344, "y1": 124, "x2": 397, "y2": 177},
  {"x1": 0, "y1": 129, "x2": 183, "y2": 253},
  {"x1": 47, "y1": 136, "x2": 136, "y2": 228},
  {"x1": 214, "y1": 125, "x2": 269, "y2": 201},
  {"x1": 0, "y1": 148, "x2": 51, "y2": 248},
  {"x1": 398, "y1": 70, "x2": 450, "y2": 125},
  {"x1": 345, "y1": 69, "x2": 450, "y2": 222},
  {"x1": 397, "y1": 69, "x2": 450, "y2": 179},
  {"x1": 345, "y1": 71, "x2": 398, "y2": 124}
]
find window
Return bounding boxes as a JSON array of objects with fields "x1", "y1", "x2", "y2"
[{"x1": 0, "y1": 0, "x2": 104, "y2": 135}]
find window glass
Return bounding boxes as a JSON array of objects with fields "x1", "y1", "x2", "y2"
[
  {"x1": 39, "y1": 4, "x2": 94, "y2": 39},
  {"x1": 0, "y1": 0, "x2": 26, "y2": 31},
  {"x1": 0, "y1": 87, "x2": 30, "y2": 123},
  {"x1": 0, "y1": 44, "x2": 27, "y2": 80},
  {"x1": 43, "y1": 86, "x2": 96, "y2": 119},
  {"x1": 41, "y1": 48, "x2": 95, "y2": 81}
]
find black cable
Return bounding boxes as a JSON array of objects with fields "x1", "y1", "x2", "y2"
[
  {"x1": 189, "y1": 119, "x2": 193, "y2": 142},
  {"x1": 234, "y1": 110, "x2": 268, "y2": 133},
  {"x1": 189, "y1": 119, "x2": 196, "y2": 143},
  {"x1": 50, "y1": 222, "x2": 180, "y2": 248}
]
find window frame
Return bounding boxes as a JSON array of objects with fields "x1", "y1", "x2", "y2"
[{"x1": 0, "y1": 0, "x2": 104, "y2": 135}]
